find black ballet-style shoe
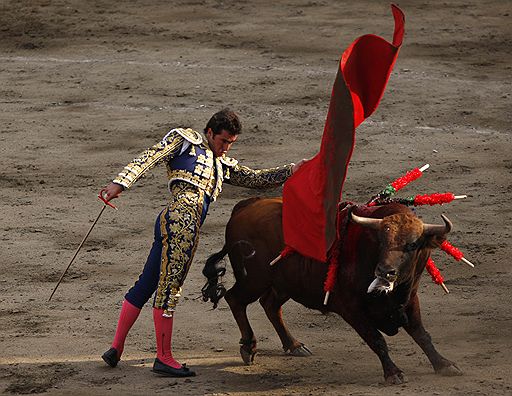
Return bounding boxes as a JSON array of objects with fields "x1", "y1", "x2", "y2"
[
  {"x1": 102, "y1": 347, "x2": 120, "y2": 368},
  {"x1": 152, "y1": 358, "x2": 196, "y2": 377}
]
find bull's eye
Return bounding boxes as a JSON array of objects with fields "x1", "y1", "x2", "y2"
[{"x1": 386, "y1": 270, "x2": 397, "y2": 280}]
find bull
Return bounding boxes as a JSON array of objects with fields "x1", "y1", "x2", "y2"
[{"x1": 202, "y1": 197, "x2": 462, "y2": 384}]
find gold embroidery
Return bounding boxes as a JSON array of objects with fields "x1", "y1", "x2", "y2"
[
  {"x1": 154, "y1": 182, "x2": 203, "y2": 312},
  {"x1": 167, "y1": 147, "x2": 218, "y2": 197},
  {"x1": 167, "y1": 169, "x2": 209, "y2": 191},
  {"x1": 113, "y1": 131, "x2": 185, "y2": 189},
  {"x1": 219, "y1": 155, "x2": 238, "y2": 167},
  {"x1": 209, "y1": 157, "x2": 224, "y2": 201},
  {"x1": 196, "y1": 153, "x2": 213, "y2": 166},
  {"x1": 226, "y1": 163, "x2": 294, "y2": 189},
  {"x1": 194, "y1": 164, "x2": 212, "y2": 179},
  {"x1": 175, "y1": 128, "x2": 203, "y2": 144}
]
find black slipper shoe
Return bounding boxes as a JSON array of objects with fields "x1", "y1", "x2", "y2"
[
  {"x1": 102, "y1": 347, "x2": 120, "y2": 368},
  {"x1": 152, "y1": 358, "x2": 196, "y2": 377}
]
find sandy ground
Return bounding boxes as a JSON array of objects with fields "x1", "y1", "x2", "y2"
[{"x1": 1, "y1": 0, "x2": 511, "y2": 394}]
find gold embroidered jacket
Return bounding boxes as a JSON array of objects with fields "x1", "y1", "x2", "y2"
[{"x1": 113, "y1": 128, "x2": 294, "y2": 201}]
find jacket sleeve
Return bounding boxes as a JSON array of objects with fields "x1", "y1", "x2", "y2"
[
  {"x1": 112, "y1": 130, "x2": 185, "y2": 189},
  {"x1": 225, "y1": 162, "x2": 294, "y2": 189}
]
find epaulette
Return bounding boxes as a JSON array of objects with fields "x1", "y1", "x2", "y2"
[
  {"x1": 175, "y1": 128, "x2": 203, "y2": 145},
  {"x1": 219, "y1": 155, "x2": 238, "y2": 167}
]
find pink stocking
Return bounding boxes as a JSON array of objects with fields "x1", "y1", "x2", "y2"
[
  {"x1": 153, "y1": 308, "x2": 182, "y2": 369},
  {"x1": 111, "y1": 299, "x2": 141, "y2": 357}
]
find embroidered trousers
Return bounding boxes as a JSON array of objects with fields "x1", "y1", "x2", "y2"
[{"x1": 125, "y1": 181, "x2": 207, "y2": 316}]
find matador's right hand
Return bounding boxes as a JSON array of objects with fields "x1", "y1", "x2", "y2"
[{"x1": 99, "y1": 182, "x2": 124, "y2": 202}]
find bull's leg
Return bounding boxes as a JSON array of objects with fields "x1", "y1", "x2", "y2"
[
  {"x1": 403, "y1": 295, "x2": 462, "y2": 376},
  {"x1": 225, "y1": 284, "x2": 261, "y2": 365},
  {"x1": 337, "y1": 303, "x2": 405, "y2": 385},
  {"x1": 259, "y1": 289, "x2": 312, "y2": 357}
]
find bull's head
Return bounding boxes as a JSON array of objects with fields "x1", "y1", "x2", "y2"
[{"x1": 350, "y1": 211, "x2": 452, "y2": 294}]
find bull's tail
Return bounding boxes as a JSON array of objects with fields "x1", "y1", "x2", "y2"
[
  {"x1": 201, "y1": 246, "x2": 229, "y2": 309},
  {"x1": 201, "y1": 241, "x2": 255, "y2": 309},
  {"x1": 202, "y1": 245, "x2": 229, "y2": 279}
]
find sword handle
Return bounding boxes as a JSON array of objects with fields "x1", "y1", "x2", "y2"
[{"x1": 98, "y1": 192, "x2": 118, "y2": 210}]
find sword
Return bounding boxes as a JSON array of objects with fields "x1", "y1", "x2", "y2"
[{"x1": 48, "y1": 194, "x2": 117, "y2": 301}]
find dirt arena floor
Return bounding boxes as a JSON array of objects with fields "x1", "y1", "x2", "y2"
[{"x1": 1, "y1": 0, "x2": 511, "y2": 394}]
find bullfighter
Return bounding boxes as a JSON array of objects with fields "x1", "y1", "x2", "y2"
[{"x1": 99, "y1": 109, "x2": 305, "y2": 377}]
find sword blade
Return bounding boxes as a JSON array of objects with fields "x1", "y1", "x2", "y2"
[{"x1": 48, "y1": 204, "x2": 107, "y2": 301}]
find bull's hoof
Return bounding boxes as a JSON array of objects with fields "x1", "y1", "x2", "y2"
[
  {"x1": 287, "y1": 344, "x2": 313, "y2": 357},
  {"x1": 385, "y1": 372, "x2": 407, "y2": 385},
  {"x1": 240, "y1": 346, "x2": 257, "y2": 365},
  {"x1": 436, "y1": 363, "x2": 463, "y2": 376}
]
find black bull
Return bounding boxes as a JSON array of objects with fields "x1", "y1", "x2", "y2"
[{"x1": 202, "y1": 197, "x2": 462, "y2": 384}]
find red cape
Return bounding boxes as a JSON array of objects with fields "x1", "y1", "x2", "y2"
[{"x1": 282, "y1": 5, "x2": 405, "y2": 262}]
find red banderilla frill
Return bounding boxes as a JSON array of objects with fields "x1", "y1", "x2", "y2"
[{"x1": 426, "y1": 257, "x2": 449, "y2": 294}]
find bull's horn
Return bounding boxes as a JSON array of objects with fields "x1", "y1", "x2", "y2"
[
  {"x1": 423, "y1": 214, "x2": 452, "y2": 236},
  {"x1": 350, "y1": 212, "x2": 382, "y2": 229}
]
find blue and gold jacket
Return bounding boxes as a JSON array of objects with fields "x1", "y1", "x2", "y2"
[{"x1": 113, "y1": 128, "x2": 294, "y2": 203}]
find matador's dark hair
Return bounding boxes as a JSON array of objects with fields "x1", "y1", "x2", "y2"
[{"x1": 204, "y1": 108, "x2": 242, "y2": 136}]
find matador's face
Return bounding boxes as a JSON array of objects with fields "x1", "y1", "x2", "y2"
[{"x1": 206, "y1": 128, "x2": 238, "y2": 157}]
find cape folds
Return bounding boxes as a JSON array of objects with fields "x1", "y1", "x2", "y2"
[{"x1": 282, "y1": 5, "x2": 405, "y2": 262}]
